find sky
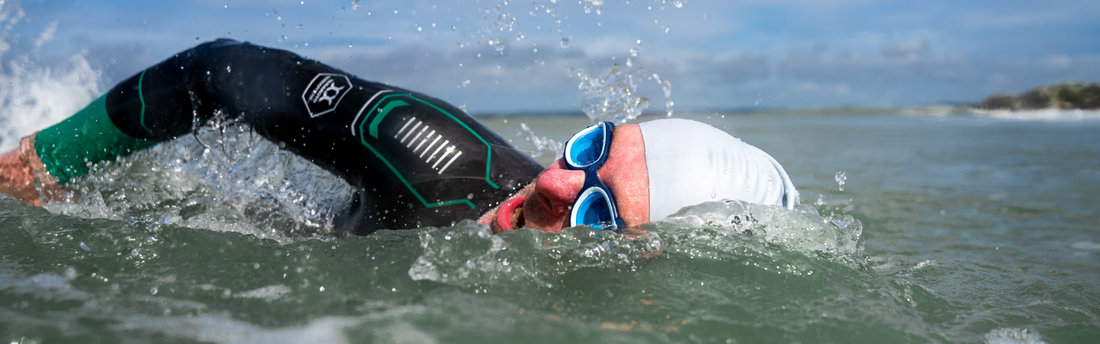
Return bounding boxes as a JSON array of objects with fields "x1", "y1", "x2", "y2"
[{"x1": 2, "y1": 0, "x2": 1099, "y2": 115}]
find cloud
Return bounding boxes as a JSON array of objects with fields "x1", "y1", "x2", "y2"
[
  {"x1": 32, "y1": 21, "x2": 58, "y2": 51},
  {"x1": 691, "y1": 53, "x2": 771, "y2": 83},
  {"x1": 776, "y1": 40, "x2": 980, "y2": 83},
  {"x1": 881, "y1": 39, "x2": 927, "y2": 61}
]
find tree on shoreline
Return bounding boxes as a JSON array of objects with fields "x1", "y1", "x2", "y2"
[{"x1": 978, "y1": 83, "x2": 1100, "y2": 110}]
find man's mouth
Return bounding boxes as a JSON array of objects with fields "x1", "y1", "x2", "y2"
[{"x1": 494, "y1": 197, "x2": 526, "y2": 232}]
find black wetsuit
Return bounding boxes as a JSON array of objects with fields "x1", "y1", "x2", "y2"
[{"x1": 38, "y1": 39, "x2": 543, "y2": 235}]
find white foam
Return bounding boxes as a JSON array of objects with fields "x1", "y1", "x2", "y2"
[
  {"x1": 114, "y1": 312, "x2": 359, "y2": 344},
  {"x1": 0, "y1": 264, "x2": 88, "y2": 301},
  {"x1": 1070, "y1": 241, "x2": 1100, "y2": 251},
  {"x1": 0, "y1": 272, "x2": 89, "y2": 301},
  {"x1": 970, "y1": 108, "x2": 1100, "y2": 121},
  {"x1": 984, "y1": 327, "x2": 1046, "y2": 344},
  {"x1": 112, "y1": 305, "x2": 439, "y2": 344},
  {"x1": 234, "y1": 285, "x2": 291, "y2": 301}
]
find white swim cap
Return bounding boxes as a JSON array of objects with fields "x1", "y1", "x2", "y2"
[{"x1": 638, "y1": 118, "x2": 799, "y2": 220}]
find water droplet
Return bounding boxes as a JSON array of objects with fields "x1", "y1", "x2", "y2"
[
  {"x1": 150, "y1": 287, "x2": 158, "y2": 295},
  {"x1": 835, "y1": 171, "x2": 847, "y2": 191},
  {"x1": 561, "y1": 38, "x2": 569, "y2": 47},
  {"x1": 488, "y1": 37, "x2": 505, "y2": 53}
]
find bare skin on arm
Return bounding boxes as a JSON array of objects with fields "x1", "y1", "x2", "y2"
[{"x1": 0, "y1": 134, "x2": 65, "y2": 206}]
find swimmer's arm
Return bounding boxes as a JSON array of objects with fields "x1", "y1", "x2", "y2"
[{"x1": 0, "y1": 134, "x2": 65, "y2": 206}]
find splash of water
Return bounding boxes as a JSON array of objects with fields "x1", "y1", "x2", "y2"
[
  {"x1": 660, "y1": 200, "x2": 864, "y2": 259},
  {"x1": 409, "y1": 200, "x2": 863, "y2": 292},
  {"x1": 572, "y1": 63, "x2": 673, "y2": 123},
  {"x1": 0, "y1": 2, "x2": 101, "y2": 151},
  {"x1": 44, "y1": 120, "x2": 355, "y2": 244},
  {"x1": 517, "y1": 121, "x2": 563, "y2": 158},
  {"x1": 409, "y1": 220, "x2": 663, "y2": 291},
  {"x1": 0, "y1": 54, "x2": 100, "y2": 151}
]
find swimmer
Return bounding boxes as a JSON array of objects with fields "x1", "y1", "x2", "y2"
[{"x1": 0, "y1": 39, "x2": 798, "y2": 235}]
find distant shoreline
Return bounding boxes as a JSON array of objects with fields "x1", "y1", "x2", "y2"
[
  {"x1": 468, "y1": 83, "x2": 1100, "y2": 117},
  {"x1": 974, "y1": 82, "x2": 1100, "y2": 111}
]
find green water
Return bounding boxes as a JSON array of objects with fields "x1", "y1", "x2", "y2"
[{"x1": 2, "y1": 109, "x2": 1099, "y2": 343}]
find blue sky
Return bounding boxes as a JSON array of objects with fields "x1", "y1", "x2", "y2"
[{"x1": 3, "y1": 0, "x2": 1099, "y2": 114}]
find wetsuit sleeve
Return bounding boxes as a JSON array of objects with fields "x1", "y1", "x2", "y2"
[{"x1": 34, "y1": 39, "x2": 544, "y2": 234}]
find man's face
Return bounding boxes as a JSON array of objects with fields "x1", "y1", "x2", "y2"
[{"x1": 479, "y1": 124, "x2": 650, "y2": 233}]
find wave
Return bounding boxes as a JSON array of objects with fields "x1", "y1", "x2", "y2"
[{"x1": 409, "y1": 200, "x2": 864, "y2": 291}]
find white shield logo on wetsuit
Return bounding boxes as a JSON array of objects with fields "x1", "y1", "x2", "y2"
[{"x1": 302, "y1": 73, "x2": 352, "y2": 118}]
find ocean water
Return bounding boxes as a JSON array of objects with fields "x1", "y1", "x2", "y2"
[{"x1": 1, "y1": 108, "x2": 1098, "y2": 343}]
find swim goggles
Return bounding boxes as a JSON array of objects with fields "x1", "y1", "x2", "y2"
[{"x1": 564, "y1": 121, "x2": 626, "y2": 232}]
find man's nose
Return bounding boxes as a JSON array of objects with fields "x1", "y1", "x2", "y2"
[{"x1": 533, "y1": 168, "x2": 587, "y2": 211}]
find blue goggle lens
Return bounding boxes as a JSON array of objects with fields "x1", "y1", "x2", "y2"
[
  {"x1": 565, "y1": 125, "x2": 607, "y2": 168},
  {"x1": 571, "y1": 187, "x2": 618, "y2": 230}
]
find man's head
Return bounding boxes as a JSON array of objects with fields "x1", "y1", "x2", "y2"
[{"x1": 478, "y1": 118, "x2": 798, "y2": 233}]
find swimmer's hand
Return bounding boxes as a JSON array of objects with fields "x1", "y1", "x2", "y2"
[
  {"x1": 0, "y1": 134, "x2": 65, "y2": 206},
  {"x1": 619, "y1": 225, "x2": 652, "y2": 240},
  {"x1": 620, "y1": 225, "x2": 665, "y2": 259}
]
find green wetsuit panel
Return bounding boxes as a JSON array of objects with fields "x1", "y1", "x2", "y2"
[{"x1": 34, "y1": 94, "x2": 157, "y2": 184}]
